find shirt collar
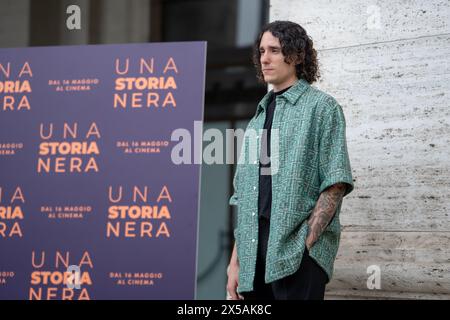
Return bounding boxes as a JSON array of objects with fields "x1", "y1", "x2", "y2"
[{"x1": 256, "y1": 78, "x2": 310, "y2": 116}]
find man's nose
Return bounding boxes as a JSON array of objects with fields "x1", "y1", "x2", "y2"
[{"x1": 260, "y1": 52, "x2": 270, "y2": 64}]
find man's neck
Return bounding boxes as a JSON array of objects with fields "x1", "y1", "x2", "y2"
[{"x1": 272, "y1": 77, "x2": 298, "y2": 93}]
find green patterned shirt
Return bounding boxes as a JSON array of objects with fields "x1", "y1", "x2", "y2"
[{"x1": 229, "y1": 78, "x2": 354, "y2": 293}]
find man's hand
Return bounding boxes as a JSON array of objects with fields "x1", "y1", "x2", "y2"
[
  {"x1": 226, "y1": 262, "x2": 243, "y2": 300},
  {"x1": 305, "y1": 239, "x2": 312, "y2": 251},
  {"x1": 306, "y1": 183, "x2": 347, "y2": 250},
  {"x1": 226, "y1": 242, "x2": 244, "y2": 300}
]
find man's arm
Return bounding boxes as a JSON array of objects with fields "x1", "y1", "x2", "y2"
[
  {"x1": 226, "y1": 241, "x2": 243, "y2": 300},
  {"x1": 306, "y1": 183, "x2": 347, "y2": 250}
]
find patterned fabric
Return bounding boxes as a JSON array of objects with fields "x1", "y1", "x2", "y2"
[{"x1": 229, "y1": 78, "x2": 354, "y2": 293}]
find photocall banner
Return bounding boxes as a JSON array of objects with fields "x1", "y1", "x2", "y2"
[{"x1": 0, "y1": 42, "x2": 206, "y2": 299}]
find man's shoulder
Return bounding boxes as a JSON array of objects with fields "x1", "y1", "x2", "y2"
[{"x1": 302, "y1": 84, "x2": 341, "y2": 113}]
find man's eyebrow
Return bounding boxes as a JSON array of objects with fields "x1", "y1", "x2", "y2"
[{"x1": 259, "y1": 45, "x2": 281, "y2": 50}]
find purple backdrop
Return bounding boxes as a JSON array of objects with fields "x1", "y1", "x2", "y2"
[{"x1": 0, "y1": 42, "x2": 206, "y2": 300}]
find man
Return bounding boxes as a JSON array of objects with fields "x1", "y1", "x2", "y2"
[{"x1": 227, "y1": 21, "x2": 354, "y2": 300}]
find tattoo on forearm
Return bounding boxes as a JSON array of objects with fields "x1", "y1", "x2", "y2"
[{"x1": 306, "y1": 183, "x2": 347, "y2": 248}]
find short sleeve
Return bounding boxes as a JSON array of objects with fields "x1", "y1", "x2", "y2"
[{"x1": 318, "y1": 101, "x2": 354, "y2": 196}]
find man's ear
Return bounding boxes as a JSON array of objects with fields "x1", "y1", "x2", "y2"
[
  {"x1": 286, "y1": 56, "x2": 296, "y2": 65},
  {"x1": 287, "y1": 54, "x2": 303, "y2": 65},
  {"x1": 295, "y1": 54, "x2": 304, "y2": 65}
]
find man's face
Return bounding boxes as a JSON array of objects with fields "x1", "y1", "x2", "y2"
[{"x1": 259, "y1": 31, "x2": 298, "y2": 90}]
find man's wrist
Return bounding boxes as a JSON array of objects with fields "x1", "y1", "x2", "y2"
[{"x1": 229, "y1": 256, "x2": 239, "y2": 267}]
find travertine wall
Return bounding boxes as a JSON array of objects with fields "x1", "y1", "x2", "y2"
[{"x1": 271, "y1": 0, "x2": 450, "y2": 299}]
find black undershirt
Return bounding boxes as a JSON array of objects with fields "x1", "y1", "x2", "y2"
[{"x1": 258, "y1": 86, "x2": 291, "y2": 220}]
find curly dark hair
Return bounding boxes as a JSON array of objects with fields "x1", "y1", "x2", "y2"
[{"x1": 253, "y1": 20, "x2": 320, "y2": 84}]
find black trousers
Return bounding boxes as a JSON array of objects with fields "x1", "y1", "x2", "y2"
[{"x1": 242, "y1": 217, "x2": 329, "y2": 300}]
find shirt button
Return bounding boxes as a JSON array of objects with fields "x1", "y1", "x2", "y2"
[
  {"x1": 253, "y1": 160, "x2": 257, "y2": 164},
  {"x1": 252, "y1": 239, "x2": 256, "y2": 243},
  {"x1": 252, "y1": 212, "x2": 256, "y2": 216},
  {"x1": 253, "y1": 186, "x2": 257, "y2": 190}
]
